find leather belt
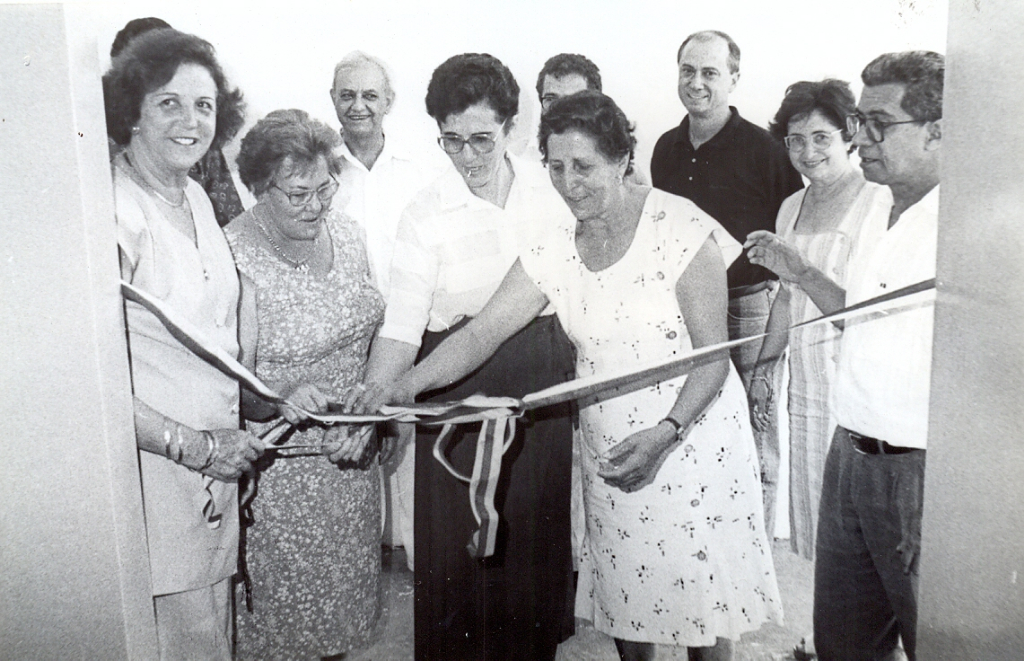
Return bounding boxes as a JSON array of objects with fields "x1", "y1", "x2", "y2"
[
  {"x1": 728, "y1": 281, "x2": 771, "y2": 299},
  {"x1": 849, "y1": 430, "x2": 920, "y2": 455}
]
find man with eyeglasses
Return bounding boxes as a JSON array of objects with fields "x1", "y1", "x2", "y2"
[
  {"x1": 330, "y1": 51, "x2": 444, "y2": 573},
  {"x1": 651, "y1": 30, "x2": 803, "y2": 541},
  {"x1": 536, "y1": 53, "x2": 602, "y2": 113},
  {"x1": 746, "y1": 50, "x2": 944, "y2": 661}
]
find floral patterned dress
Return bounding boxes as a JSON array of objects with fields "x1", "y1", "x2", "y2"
[
  {"x1": 520, "y1": 188, "x2": 783, "y2": 647},
  {"x1": 225, "y1": 209, "x2": 385, "y2": 660}
]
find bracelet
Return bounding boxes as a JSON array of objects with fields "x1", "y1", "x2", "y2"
[
  {"x1": 163, "y1": 428, "x2": 174, "y2": 460},
  {"x1": 752, "y1": 374, "x2": 774, "y2": 397},
  {"x1": 173, "y1": 426, "x2": 185, "y2": 464},
  {"x1": 197, "y1": 431, "x2": 217, "y2": 471},
  {"x1": 660, "y1": 417, "x2": 684, "y2": 435}
]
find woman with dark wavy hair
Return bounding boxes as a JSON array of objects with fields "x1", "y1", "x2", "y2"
[
  {"x1": 361, "y1": 53, "x2": 576, "y2": 661},
  {"x1": 103, "y1": 28, "x2": 266, "y2": 659},
  {"x1": 747, "y1": 79, "x2": 889, "y2": 562},
  {"x1": 355, "y1": 90, "x2": 783, "y2": 661}
]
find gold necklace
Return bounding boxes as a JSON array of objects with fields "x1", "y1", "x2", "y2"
[
  {"x1": 254, "y1": 207, "x2": 319, "y2": 273},
  {"x1": 122, "y1": 150, "x2": 187, "y2": 208}
]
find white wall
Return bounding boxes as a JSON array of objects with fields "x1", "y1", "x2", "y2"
[{"x1": 71, "y1": 0, "x2": 947, "y2": 180}]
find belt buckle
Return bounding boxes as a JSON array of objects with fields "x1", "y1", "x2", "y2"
[{"x1": 849, "y1": 431, "x2": 879, "y2": 455}]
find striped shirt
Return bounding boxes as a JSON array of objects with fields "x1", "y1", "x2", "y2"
[{"x1": 380, "y1": 153, "x2": 568, "y2": 346}]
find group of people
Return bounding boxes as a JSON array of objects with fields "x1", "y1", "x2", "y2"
[{"x1": 104, "y1": 16, "x2": 942, "y2": 661}]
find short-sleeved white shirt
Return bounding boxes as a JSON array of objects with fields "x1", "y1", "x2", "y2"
[
  {"x1": 380, "y1": 154, "x2": 569, "y2": 347},
  {"x1": 832, "y1": 186, "x2": 939, "y2": 449}
]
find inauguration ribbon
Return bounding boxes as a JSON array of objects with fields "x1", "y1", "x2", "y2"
[{"x1": 121, "y1": 278, "x2": 935, "y2": 558}]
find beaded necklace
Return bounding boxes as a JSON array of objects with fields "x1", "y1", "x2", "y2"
[{"x1": 253, "y1": 206, "x2": 320, "y2": 273}]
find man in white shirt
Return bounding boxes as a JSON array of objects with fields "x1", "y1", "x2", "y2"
[
  {"x1": 745, "y1": 50, "x2": 943, "y2": 661},
  {"x1": 330, "y1": 51, "x2": 443, "y2": 569}
]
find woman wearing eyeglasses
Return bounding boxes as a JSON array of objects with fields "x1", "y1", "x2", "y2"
[
  {"x1": 223, "y1": 109, "x2": 385, "y2": 659},
  {"x1": 362, "y1": 54, "x2": 576, "y2": 661},
  {"x1": 744, "y1": 80, "x2": 890, "y2": 570}
]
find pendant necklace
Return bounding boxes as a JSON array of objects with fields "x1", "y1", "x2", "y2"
[{"x1": 254, "y1": 207, "x2": 318, "y2": 273}]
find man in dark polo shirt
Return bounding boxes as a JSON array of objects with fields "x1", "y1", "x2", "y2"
[{"x1": 651, "y1": 29, "x2": 803, "y2": 538}]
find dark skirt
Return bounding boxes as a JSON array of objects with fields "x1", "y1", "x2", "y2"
[{"x1": 414, "y1": 314, "x2": 576, "y2": 661}]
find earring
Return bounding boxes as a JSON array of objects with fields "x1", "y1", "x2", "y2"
[{"x1": 131, "y1": 126, "x2": 140, "y2": 135}]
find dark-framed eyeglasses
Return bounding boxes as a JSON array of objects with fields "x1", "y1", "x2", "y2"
[
  {"x1": 272, "y1": 177, "x2": 339, "y2": 207},
  {"x1": 437, "y1": 132, "x2": 500, "y2": 155},
  {"x1": 846, "y1": 111, "x2": 926, "y2": 143},
  {"x1": 540, "y1": 94, "x2": 561, "y2": 111},
  {"x1": 783, "y1": 128, "x2": 845, "y2": 152}
]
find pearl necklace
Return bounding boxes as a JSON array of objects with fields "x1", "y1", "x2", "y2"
[{"x1": 254, "y1": 207, "x2": 319, "y2": 273}]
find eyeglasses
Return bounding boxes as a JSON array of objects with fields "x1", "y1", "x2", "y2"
[
  {"x1": 437, "y1": 132, "x2": 500, "y2": 155},
  {"x1": 784, "y1": 128, "x2": 844, "y2": 152},
  {"x1": 540, "y1": 94, "x2": 560, "y2": 110},
  {"x1": 272, "y1": 177, "x2": 339, "y2": 207},
  {"x1": 846, "y1": 112, "x2": 926, "y2": 143}
]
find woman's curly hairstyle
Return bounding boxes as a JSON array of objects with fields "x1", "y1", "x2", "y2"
[
  {"x1": 425, "y1": 53, "x2": 519, "y2": 127},
  {"x1": 769, "y1": 79, "x2": 857, "y2": 144},
  {"x1": 538, "y1": 90, "x2": 636, "y2": 175},
  {"x1": 236, "y1": 109, "x2": 342, "y2": 197},
  {"x1": 102, "y1": 28, "x2": 245, "y2": 149}
]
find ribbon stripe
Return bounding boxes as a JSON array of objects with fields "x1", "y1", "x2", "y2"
[{"x1": 122, "y1": 278, "x2": 935, "y2": 557}]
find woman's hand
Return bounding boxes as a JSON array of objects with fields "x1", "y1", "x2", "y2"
[
  {"x1": 744, "y1": 231, "x2": 810, "y2": 283},
  {"x1": 277, "y1": 383, "x2": 329, "y2": 424},
  {"x1": 597, "y1": 422, "x2": 679, "y2": 493},
  {"x1": 196, "y1": 429, "x2": 266, "y2": 482},
  {"x1": 342, "y1": 380, "x2": 414, "y2": 415},
  {"x1": 323, "y1": 424, "x2": 375, "y2": 465},
  {"x1": 747, "y1": 374, "x2": 774, "y2": 432}
]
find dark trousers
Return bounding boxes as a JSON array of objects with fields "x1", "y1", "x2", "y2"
[{"x1": 813, "y1": 426, "x2": 925, "y2": 661}]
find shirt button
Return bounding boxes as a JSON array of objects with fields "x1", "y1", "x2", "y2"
[
  {"x1": 688, "y1": 176, "x2": 693, "y2": 181},
  {"x1": 656, "y1": 271, "x2": 665, "y2": 280},
  {"x1": 230, "y1": 404, "x2": 240, "y2": 414},
  {"x1": 667, "y1": 330, "x2": 678, "y2": 340},
  {"x1": 691, "y1": 158, "x2": 696, "y2": 163},
  {"x1": 691, "y1": 499, "x2": 700, "y2": 507}
]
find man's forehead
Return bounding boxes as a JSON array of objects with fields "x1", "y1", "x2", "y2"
[
  {"x1": 679, "y1": 38, "x2": 729, "y2": 67},
  {"x1": 543, "y1": 73, "x2": 588, "y2": 92},
  {"x1": 335, "y1": 63, "x2": 387, "y2": 89},
  {"x1": 858, "y1": 83, "x2": 908, "y2": 116}
]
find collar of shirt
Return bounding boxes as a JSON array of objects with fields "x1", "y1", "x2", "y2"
[
  {"x1": 899, "y1": 185, "x2": 940, "y2": 229},
  {"x1": 336, "y1": 133, "x2": 412, "y2": 175},
  {"x1": 673, "y1": 106, "x2": 743, "y2": 152},
  {"x1": 436, "y1": 151, "x2": 543, "y2": 212}
]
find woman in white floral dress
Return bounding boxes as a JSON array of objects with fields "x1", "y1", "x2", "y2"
[{"x1": 353, "y1": 92, "x2": 781, "y2": 661}]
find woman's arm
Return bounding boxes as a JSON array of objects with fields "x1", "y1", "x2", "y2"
[
  {"x1": 599, "y1": 235, "x2": 731, "y2": 492},
  {"x1": 132, "y1": 397, "x2": 265, "y2": 482},
  {"x1": 744, "y1": 230, "x2": 845, "y2": 315},
  {"x1": 354, "y1": 259, "x2": 549, "y2": 411},
  {"x1": 748, "y1": 284, "x2": 791, "y2": 431},
  {"x1": 237, "y1": 273, "x2": 327, "y2": 423}
]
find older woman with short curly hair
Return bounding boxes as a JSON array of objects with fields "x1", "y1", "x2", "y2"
[
  {"x1": 223, "y1": 108, "x2": 386, "y2": 659},
  {"x1": 356, "y1": 90, "x2": 784, "y2": 661}
]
